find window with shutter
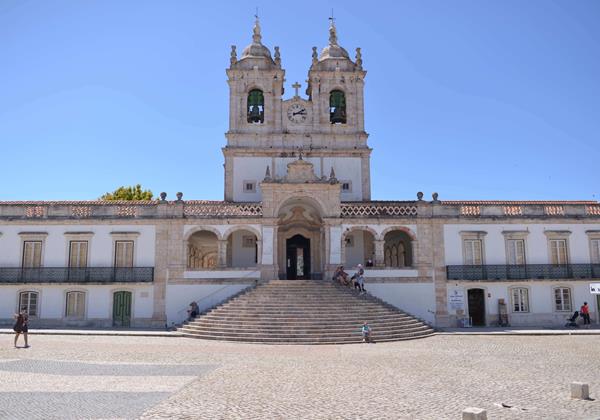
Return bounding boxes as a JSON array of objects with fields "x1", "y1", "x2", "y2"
[
  {"x1": 464, "y1": 239, "x2": 483, "y2": 265},
  {"x1": 591, "y1": 239, "x2": 600, "y2": 264},
  {"x1": 69, "y1": 241, "x2": 88, "y2": 268},
  {"x1": 65, "y1": 291, "x2": 85, "y2": 318},
  {"x1": 115, "y1": 241, "x2": 134, "y2": 267},
  {"x1": 22, "y1": 241, "x2": 42, "y2": 268},
  {"x1": 550, "y1": 239, "x2": 568, "y2": 264},
  {"x1": 507, "y1": 239, "x2": 526, "y2": 265}
]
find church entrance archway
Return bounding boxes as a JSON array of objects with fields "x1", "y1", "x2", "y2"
[
  {"x1": 286, "y1": 234, "x2": 311, "y2": 280},
  {"x1": 276, "y1": 197, "x2": 324, "y2": 280}
]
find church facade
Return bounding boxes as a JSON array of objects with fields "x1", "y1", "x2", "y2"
[{"x1": 1, "y1": 20, "x2": 599, "y2": 329}]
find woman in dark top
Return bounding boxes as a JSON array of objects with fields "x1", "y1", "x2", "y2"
[{"x1": 13, "y1": 310, "x2": 29, "y2": 348}]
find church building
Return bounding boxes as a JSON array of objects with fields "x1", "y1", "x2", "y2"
[{"x1": 1, "y1": 19, "x2": 599, "y2": 333}]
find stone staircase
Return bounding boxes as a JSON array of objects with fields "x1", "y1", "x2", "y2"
[{"x1": 179, "y1": 280, "x2": 434, "y2": 344}]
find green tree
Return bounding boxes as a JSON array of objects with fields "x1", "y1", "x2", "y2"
[{"x1": 100, "y1": 184, "x2": 153, "y2": 201}]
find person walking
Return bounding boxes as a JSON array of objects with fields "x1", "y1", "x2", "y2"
[
  {"x1": 13, "y1": 309, "x2": 29, "y2": 348},
  {"x1": 580, "y1": 302, "x2": 591, "y2": 327},
  {"x1": 356, "y1": 263, "x2": 366, "y2": 294}
]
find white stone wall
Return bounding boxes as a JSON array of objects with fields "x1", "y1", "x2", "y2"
[
  {"x1": 0, "y1": 224, "x2": 156, "y2": 267},
  {"x1": 0, "y1": 284, "x2": 154, "y2": 325},
  {"x1": 366, "y1": 283, "x2": 436, "y2": 324},
  {"x1": 166, "y1": 283, "x2": 250, "y2": 325},
  {"x1": 444, "y1": 223, "x2": 600, "y2": 265},
  {"x1": 231, "y1": 156, "x2": 363, "y2": 201},
  {"x1": 447, "y1": 281, "x2": 599, "y2": 327}
]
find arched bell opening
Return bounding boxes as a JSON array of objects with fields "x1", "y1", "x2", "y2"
[
  {"x1": 247, "y1": 89, "x2": 264, "y2": 124},
  {"x1": 329, "y1": 90, "x2": 346, "y2": 124}
]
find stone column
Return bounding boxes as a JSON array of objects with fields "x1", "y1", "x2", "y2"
[
  {"x1": 217, "y1": 239, "x2": 227, "y2": 268},
  {"x1": 374, "y1": 239, "x2": 385, "y2": 267}
]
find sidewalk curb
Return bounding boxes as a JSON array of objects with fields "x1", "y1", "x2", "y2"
[{"x1": 0, "y1": 329, "x2": 183, "y2": 337}]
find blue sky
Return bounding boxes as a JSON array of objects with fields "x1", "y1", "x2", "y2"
[{"x1": 1, "y1": 0, "x2": 598, "y2": 201}]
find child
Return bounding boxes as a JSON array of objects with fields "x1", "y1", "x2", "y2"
[{"x1": 362, "y1": 322, "x2": 371, "y2": 343}]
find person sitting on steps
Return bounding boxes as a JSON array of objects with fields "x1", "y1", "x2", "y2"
[
  {"x1": 333, "y1": 265, "x2": 350, "y2": 286},
  {"x1": 187, "y1": 301, "x2": 199, "y2": 321},
  {"x1": 362, "y1": 321, "x2": 372, "y2": 343}
]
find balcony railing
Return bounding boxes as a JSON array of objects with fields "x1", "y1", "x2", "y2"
[
  {"x1": 0, "y1": 267, "x2": 154, "y2": 284},
  {"x1": 446, "y1": 264, "x2": 600, "y2": 281}
]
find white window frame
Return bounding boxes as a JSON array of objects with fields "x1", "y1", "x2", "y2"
[
  {"x1": 502, "y1": 231, "x2": 528, "y2": 265},
  {"x1": 586, "y1": 231, "x2": 600, "y2": 264},
  {"x1": 510, "y1": 287, "x2": 530, "y2": 313},
  {"x1": 544, "y1": 231, "x2": 571, "y2": 265},
  {"x1": 110, "y1": 232, "x2": 139, "y2": 268},
  {"x1": 18, "y1": 290, "x2": 40, "y2": 317},
  {"x1": 65, "y1": 290, "x2": 86, "y2": 319},
  {"x1": 553, "y1": 286, "x2": 572, "y2": 312},
  {"x1": 460, "y1": 231, "x2": 487, "y2": 266},
  {"x1": 68, "y1": 241, "x2": 89, "y2": 268},
  {"x1": 19, "y1": 232, "x2": 47, "y2": 268}
]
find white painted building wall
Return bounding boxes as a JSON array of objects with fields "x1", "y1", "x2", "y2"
[
  {"x1": 367, "y1": 283, "x2": 436, "y2": 324},
  {"x1": 444, "y1": 223, "x2": 600, "y2": 265},
  {"x1": 230, "y1": 230, "x2": 258, "y2": 267},
  {"x1": 166, "y1": 284, "x2": 250, "y2": 325},
  {"x1": 0, "y1": 284, "x2": 154, "y2": 325},
  {"x1": 232, "y1": 156, "x2": 364, "y2": 201},
  {"x1": 0, "y1": 224, "x2": 156, "y2": 267},
  {"x1": 447, "y1": 281, "x2": 599, "y2": 326}
]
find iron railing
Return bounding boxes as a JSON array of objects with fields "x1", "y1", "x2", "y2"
[
  {"x1": 446, "y1": 264, "x2": 600, "y2": 281},
  {"x1": 0, "y1": 267, "x2": 154, "y2": 284}
]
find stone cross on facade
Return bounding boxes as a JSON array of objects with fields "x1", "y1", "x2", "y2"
[{"x1": 292, "y1": 82, "x2": 301, "y2": 98}]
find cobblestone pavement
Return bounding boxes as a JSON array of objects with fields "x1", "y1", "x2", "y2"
[{"x1": 1, "y1": 335, "x2": 599, "y2": 419}]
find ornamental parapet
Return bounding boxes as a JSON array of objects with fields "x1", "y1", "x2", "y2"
[
  {"x1": 0, "y1": 200, "x2": 262, "y2": 220},
  {"x1": 341, "y1": 202, "x2": 418, "y2": 217}
]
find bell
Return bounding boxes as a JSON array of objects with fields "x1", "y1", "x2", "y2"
[
  {"x1": 330, "y1": 106, "x2": 346, "y2": 124},
  {"x1": 248, "y1": 105, "x2": 262, "y2": 123}
]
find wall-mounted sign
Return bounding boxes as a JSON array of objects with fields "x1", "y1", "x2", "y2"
[
  {"x1": 590, "y1": 283, "x2": 600, "y2": 294},
  {"x1": 449, "y1": 289, "x2": 465, "y2": 311}
]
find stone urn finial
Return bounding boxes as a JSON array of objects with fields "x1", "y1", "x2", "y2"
[
  {"x1": 230, "y1": 45, "x2": 237, "y2": 66},
  {"x1": 160, "y1": 192, "x2": 167, "y2": 201},
  {"x1": 432, "y1": 192, "x2": 439, "y2": 203},
  {"x1": 274, "y1": 46, "x2": 281, "y2": 68},
  {"x1": 264, "y1": 165, "x2": 271, "y2": 181},
  {"x1": 176, "y1": 192, "x2": 183, "y2": 201},
  {"x1": 311, "y1": 46, "x2": 318, "y2": 66},
  {"x1": 417, "y1": 191, "x2": 424, "y2": 201}
]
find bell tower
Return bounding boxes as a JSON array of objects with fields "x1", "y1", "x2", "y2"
[{"x1": 223, "y1": 19, "x2": 370, "y2": 203}]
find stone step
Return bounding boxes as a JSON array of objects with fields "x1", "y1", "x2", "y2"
[
  {"x1": 189, "y1": 318, "x2": 422, "y2": 328},
  {"x1": 200, "y1": 313, "x2": 414, "y2": 322},
  {"x1": 181, "y1": 325, "x2": 431, "y2": 337},
  {"x1": 179, "y1": 279, "x2": 433, "y2": 344},
  {"x1": 180, "y1": 330, "x2": 434, "y2": 344}
]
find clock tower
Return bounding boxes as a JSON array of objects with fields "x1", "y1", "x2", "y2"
[{"x1": 224, "y1": 18, "x2": 370, "y2": 202}]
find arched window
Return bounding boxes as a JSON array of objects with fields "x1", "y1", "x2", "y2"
[
  {"x1": 247, "y1": 89, "x2": 264, "y2": 123},
  {"x1": 384, "y1": 230, "x2": 413, "y2": 268},
  {"x1": 188, "y1": 231, "x2": 218, "y2": 269},
  {"x1": 329, "y1": 90, "x2": 346, "y2": 124}
]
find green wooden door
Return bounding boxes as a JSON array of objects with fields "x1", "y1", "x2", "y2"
[{"x1": 113, "y1": 291, "x2": 132, "y2": 327}]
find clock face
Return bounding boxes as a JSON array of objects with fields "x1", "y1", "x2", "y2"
[{"x1": 287, "y1": 103, "x2": 308, "y2": 123}]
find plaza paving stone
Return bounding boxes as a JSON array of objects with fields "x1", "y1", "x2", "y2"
[{"x1": 0, "y1": 334, "x2": 599, "y2": 419}]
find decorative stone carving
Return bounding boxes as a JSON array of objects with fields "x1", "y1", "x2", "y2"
[
  {"x1": 274, "y1": 46, "x2": 281, "y2": 67},
  {"x1": 417, "y1": 191, "x2": 424, "y2": 201},
  {"x1": 230, "y1": 45, "x2": 237, "y2": 65},
  {"x1": 160, "y1": 192, "x2": 167, "y2": 201},
  {"x1": 311, "y1": 46, "x2": 318, "y2": 66},
  {"x1": 264, "y1": 165, "x2": 271, "y2": 181},
  {"x1": 432, "y1": 192, "x2": 439, "y2": 203},
  {"x1": 355, "y1": 47, "x2": 362, "y2": 70},
  {"x1": 176, "y1": 192, "x2": 183, "y2": 202},
  {"x1": 329, "y1": 167, "x2": 337, "y2": 184},
  {"x1": 284, "y1": 158, "x2": 319, "y2": 183}
]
